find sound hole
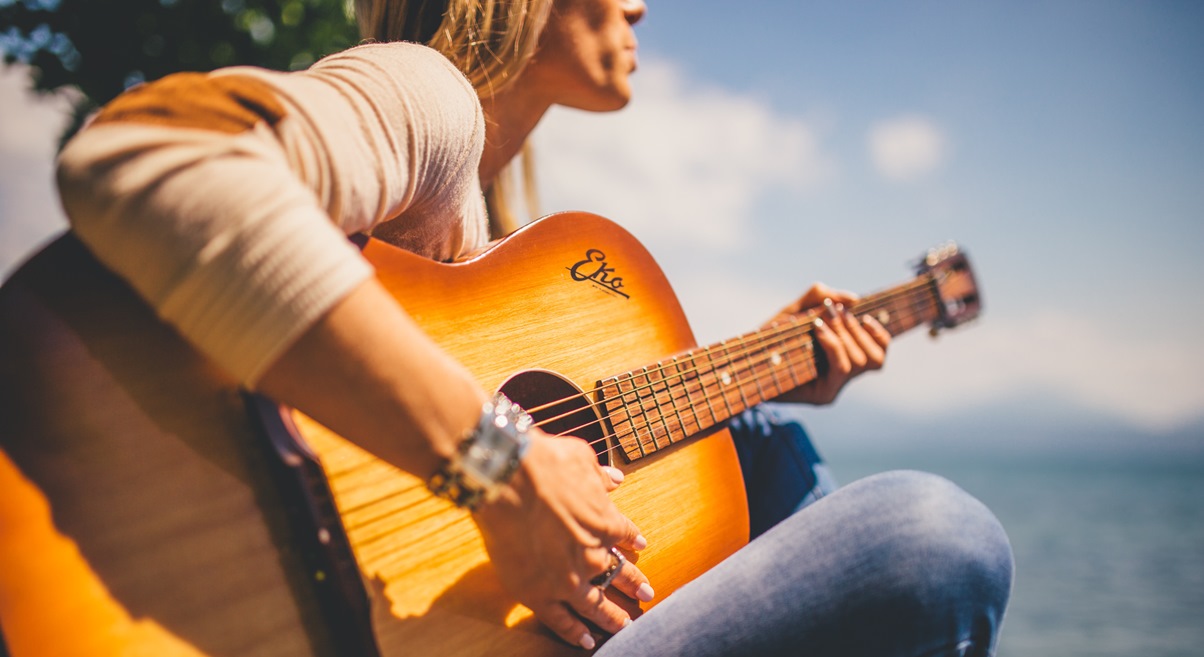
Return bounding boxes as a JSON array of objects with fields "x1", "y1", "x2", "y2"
[{"x1": 498, "y1": 370, "x2": 610, "y2": 467}]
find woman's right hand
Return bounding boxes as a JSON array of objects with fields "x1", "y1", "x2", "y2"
[{"x1": 473, "y1": 430, "x2": 653, "y2": 650}]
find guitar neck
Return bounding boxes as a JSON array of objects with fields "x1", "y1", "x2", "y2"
[{"x1": 598, "y1": 274, "x2": 942, "y2": 462}]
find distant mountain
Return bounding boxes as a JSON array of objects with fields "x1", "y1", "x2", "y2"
[{"x1": 779, "y1": 393, "x2": 1204, "y2": 466}]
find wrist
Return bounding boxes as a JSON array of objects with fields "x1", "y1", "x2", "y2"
[{"x1": 427, "y1": 392, "x2": 533, "y2": 511}]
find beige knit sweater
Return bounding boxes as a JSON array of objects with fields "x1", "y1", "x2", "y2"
[{"x1": 57, "y1": 43, "x2": 489, "y2": 385}]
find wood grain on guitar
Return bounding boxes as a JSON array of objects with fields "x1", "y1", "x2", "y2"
[{"x1": 0, "y1": 212, "x2": 980, "y2": 656}]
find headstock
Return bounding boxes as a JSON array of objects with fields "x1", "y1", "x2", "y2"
[{"x1": 915, "y1": 242, "x2": 982, "y2": 335}]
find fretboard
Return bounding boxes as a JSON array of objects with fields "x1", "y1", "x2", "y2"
[{"x1": 598, "y1": 275, "x2": 942, "y2": 462}]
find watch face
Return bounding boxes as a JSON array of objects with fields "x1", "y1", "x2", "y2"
[
  {"x1": 463, "y1": 441, "x2": 504, "y2": 484},
  {"x1": 463, "y1": 419, "x2": 519, "y2": 487},
  {"x1": 457, "y1": 394, "x2": 532, "y2": 492}
]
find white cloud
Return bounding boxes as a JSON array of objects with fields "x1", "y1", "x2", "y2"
[
  {"x1": 867, "y1": 115, "x2": 947, "y2": 182},
  {"x1": 530, "y1": 61, "x2": 1204, "y2": 431},
  {"x1": 533, "y1": 59, "x2": 832, "y2": 250},
  {"x1": 0, "y1": 65, "x2": 72, "y2": 280}
]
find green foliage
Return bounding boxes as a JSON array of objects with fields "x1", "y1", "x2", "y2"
[{"x1": 1, "y1": 0, "x2": 360, "y2": 142}]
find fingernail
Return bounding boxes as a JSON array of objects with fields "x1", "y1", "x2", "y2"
[
  {"x1": 622, "y1": 618, "x2": 632, "y2": 628},
  {"x1": 604, "y1": 466, "x2": 624, "y2": 484},
  {"x1": 813, "y1": 317, "x2": 826, "y2": 331},
  {"x1": 579, "y1": 632, "x2": 596, "y2": 650},
  {"x1": 633, "y1": 534, "x2": 648, "y2": 550},
  {"x1": 636, "y1": 582, "x2": 655, "y2": 601}
]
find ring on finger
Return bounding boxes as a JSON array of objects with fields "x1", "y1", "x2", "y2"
[{"x1": 589, "y1": 547, "x2": 626, "y2": 590}]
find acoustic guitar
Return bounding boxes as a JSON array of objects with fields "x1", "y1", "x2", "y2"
[{"x1": 0, "y1": 212, "x2": 980, "y2": 656}]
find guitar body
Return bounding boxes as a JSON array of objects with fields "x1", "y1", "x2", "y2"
[{"x1": 0, "y1": 212, "x2": 749, "y2": 657}]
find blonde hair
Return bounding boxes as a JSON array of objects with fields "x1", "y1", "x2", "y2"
[{"x1": 354, "y1": 0, "x2": 551, "y2": 237}]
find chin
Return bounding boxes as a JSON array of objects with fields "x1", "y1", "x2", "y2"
[{"x1": 582, "y1": 86, "x2": 634, "y2": 113}]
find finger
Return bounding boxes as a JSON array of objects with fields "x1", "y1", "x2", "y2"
[
  {"x1": 798, "y1": 283, "x2": 857, "y2": 310},
  {"x1": 569, "y1": 582, "x2": 633, "y2": 635},
  {"x1": 847, "y1": 313, "x2": 886, "y2": 370},
  {"x1": 860, "y1": 314, "x2": 892, "y2": 348},
  {"x1": 813, "y1": 316, "x2": 852, "y2": 376},
  {"x1": 599, "y1": 465, "x2": 624, "y2": 492},
  {"x1": 609, "y1": 558, "x2": 655, "y2": 603},
  {"x1": 574, "y1": 498, "x2": 646, "y2": 556},
  {"x1": 583, "y1": 545, "x2": 619, "y2": 583},
  {"x1": 533, "y1": 600, "x2": 597, "y2": 649},
  {"x1": 826, "y1": 302, "x2": 867, "y2": 370},
  {"x1": 841, "y1": 309, "x2": 881, "y2": 370},
  {"x1": 606, "y1": 513, "x2": 647, "y2": 552}
]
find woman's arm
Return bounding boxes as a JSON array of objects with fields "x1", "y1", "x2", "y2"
[
  {"x1": 256, "y1": 277, "x2": 653, "y2": 648},
  {"x1": 56, "y1": 52, "x2": 651, "y2": 647}
]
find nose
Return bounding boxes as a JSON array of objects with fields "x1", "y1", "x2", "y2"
[{"x1": 622, "y1": 0, "x2": 647, "y2": 25}]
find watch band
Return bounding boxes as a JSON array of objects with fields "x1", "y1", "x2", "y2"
[{"x1": 427, "y1": 392, "x2": 532, "y2": 510}]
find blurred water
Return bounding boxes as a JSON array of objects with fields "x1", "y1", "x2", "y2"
[{"x1": 830, "y1": 455, "x2": 1204, "y2": 657}]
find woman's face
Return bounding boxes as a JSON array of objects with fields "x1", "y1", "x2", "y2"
[{"x1": 523, "y1": 0, "x2": 647, "y2": 111}]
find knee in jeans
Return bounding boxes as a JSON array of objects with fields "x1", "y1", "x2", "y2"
[{"x1": 868, "y1": 471, "x2": 1014, "y2": 617}]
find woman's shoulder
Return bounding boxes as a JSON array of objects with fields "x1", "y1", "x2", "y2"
[{"x1": 313, "y1": 41, "x2": 473, "y2": 92}]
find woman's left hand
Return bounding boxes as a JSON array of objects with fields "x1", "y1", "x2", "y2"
[{"x1": 768, "y1": 283, "x2": 891, "y2": 405}]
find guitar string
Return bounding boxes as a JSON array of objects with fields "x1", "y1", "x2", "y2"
[
  {"x1": 333, "y1": 323, "x2": 827, "y2": 521},
  {"x1": 558, "y1": 285, "x2": 938, "y2": 458},
  {"x1": 517, "y1": 274, "x2": 929, "y2": 418},
  {"x1": 329, "y1": 280, "x2": 939, "y2": 495},
  {"x1": 340, "y1": 321, "x2": 948, "y2": 544},
  {"x1": 530, "y1": 280, "x2": 937, "y2": 446},
  {"x1": 326, "y1": 281, "x2": 937, "y2": 505},
  {"x1": 333, "y1": 285, "x2": 940, "y2": 530},
  {"x1": 346, "y1": 272, "x2": 959, "y2": 562}
]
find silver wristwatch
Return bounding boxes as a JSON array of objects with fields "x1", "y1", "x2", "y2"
[{"x1": 427, "y1": 393, "x2": 533, "y2": 510}]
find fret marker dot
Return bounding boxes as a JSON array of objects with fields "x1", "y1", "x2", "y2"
[
  {"x1": 770, "y1": 352, "x2": 782, "y2": 366},
  {"x1": 877, "y1": 310, "x2": 891, "y2": 325},
  {"x1": 720, "y1": 371, "x2": 732, "y2": 385}
]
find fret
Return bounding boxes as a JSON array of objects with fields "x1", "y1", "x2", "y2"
[
  {"x1": 599, "y1": 375, "x2": 640, "y2": 460},
  {"x1": 655, "y1": 365, "x2": 681, "y2": 443},
  {"x1": 756, "y1": 327, "x2": 785, "y2": 399},
  {"x1": 781, "y1": 316, "x2": 806, "y2": 387},
  {"x1": 691, "y1": 351, "x2": 720, "y2": 427},
  {"x1": 664, "y1": 361, "x2": 690, "y2": 442},
  {"x1": 644, "y1": 365, "x2": 677, "y2": 446},
  {"x1": 619, "y1": 373, "x2": 648, "y2": 457},
  {"x1": 704, "y1": 343, "x2": 738, "y2": 420},
  {"x1": 633, "y1": 367, "x2": 661, "y2": 452},
  {"x1": 734, "y1": 338, "x2": 758, "y2": 409},
  {"x1": 762, "y1": 327, "x2": 790, "y2": 397},
  {"x1": 594, "y1": 261, "x2": 974, "y2": 464},
  {"x1": 718, "y1": 340, "x2": 752, "y2": 413},
  {"x1": 624, "y1": 373, "x2": 652, "y2": 457},
  {"x1": 785, "y1": 317, "x2": 819, "y2": 384},
  {"x1": 673, "y1": 355, "x2": 703, "y2": 435},
  {"x1": 740, "y1": 333, "x2": 769, "y2": 407}
]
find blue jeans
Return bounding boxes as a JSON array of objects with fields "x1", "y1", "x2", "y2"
[
  {"x1": 729, "y1": 405, "x2": 840, "y2": 539},
  {"x1": 596, "y1": 407, "x2": 1013, "y2": 657}
]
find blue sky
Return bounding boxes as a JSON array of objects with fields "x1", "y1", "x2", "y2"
[
  {"x1": 2, "y1": 1, "x2": 1202, "y2": 459},
  {"x1": 532, "y1": 1, "x2": 1204, "y2": 458}
]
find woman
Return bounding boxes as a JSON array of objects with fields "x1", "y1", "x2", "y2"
[{"x1": 55, "y1": 0, "x2": 1012, "y2": 653}]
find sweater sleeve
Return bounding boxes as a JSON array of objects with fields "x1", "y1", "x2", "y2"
[
  {"x1": 56, "y1": 44, "x2": 487, "y2": 385},
  {"x1": 57, "y1": 121, "x2": 375, "y2": 385}
]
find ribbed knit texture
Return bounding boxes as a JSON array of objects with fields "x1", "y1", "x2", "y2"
[{"x1": 57, "y1": 43, "x2": 488, "y2": 384}]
